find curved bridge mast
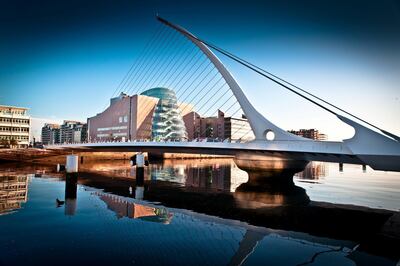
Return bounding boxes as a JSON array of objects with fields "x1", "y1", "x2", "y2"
[
  {"x1": 157, "y1": 16, "x2": 305, "y2": 142},
  {"x1": 156, "y1": 16, "x2": 400, "y2": 171}
]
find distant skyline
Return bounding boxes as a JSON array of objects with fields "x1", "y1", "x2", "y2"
[{"x1": 1, "y1": 0, "x2": 399, "y2": 140}]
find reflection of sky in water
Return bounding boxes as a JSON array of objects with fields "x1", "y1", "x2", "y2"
[
  {"x1": 2, "y1": 177, "x2": 392, "y2": 266},
  {"x1": 76, "y1": 159, "x2": 400, "y2": 210},
  {"x1": 295, "y1": 163, "x2": 400, "y2": 211}
]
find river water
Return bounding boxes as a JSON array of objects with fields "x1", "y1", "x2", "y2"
[{"x1": 0, "y1": 159, "x2": 399, "y2": 265}]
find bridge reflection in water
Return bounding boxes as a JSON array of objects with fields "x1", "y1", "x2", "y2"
[
  {"x1": 0, "y1": 159, "x2": 398, "y2": 265},
  {"x1": 68, "y1": 159, "x2": 397, "y2": 265}
]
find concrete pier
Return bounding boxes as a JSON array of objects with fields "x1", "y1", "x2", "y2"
[
  {"x1": 135, "y1": 153, "x2": 145, "y2": 200},
  {"x1": 66, "y1": 155, "x2": 78, "y2": 173},
  {"x1": 65, "y1": 173, "x2": 78, "y2": 216}
]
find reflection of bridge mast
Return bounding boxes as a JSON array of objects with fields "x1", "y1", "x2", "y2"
[
  {"x1": 228, "y1": 230, "x2": 266, "y2": 266},
  {"x1": 0, "y1": 176, "x2": 29, "y2": 215}
]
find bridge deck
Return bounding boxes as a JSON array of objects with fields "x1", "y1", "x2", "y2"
[{"x1": 45, "y1": 140, "x2": 365, "y2": 165}]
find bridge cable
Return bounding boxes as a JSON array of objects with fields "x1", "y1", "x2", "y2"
[
  {"x1": 137, "y1": 48, "x2": 207, "y2": 118},
  {"x1": 178, "y1": 75, "x2": 224, "y2": 116},
  {"x1": 175, "y1": 61, "x2": 213, "y2": 100},
  {"x1": 177, "y1": 70, "x2": 220, "y2": 111},
  {"x1": 109, "y1": 23, "x2": 164, "y2": 99},
  {"x1": 139, "y1": 31, "x2": 189, "y2": 93},
  {"x1": 172, "y1": 56, "x2": 208, "y2": 96},
  {"x1": 158, "y1": 45, "x2": 197, "y2": 88},
  {"x1": 127, "y1": 27, "x2": 176, "y2": 95},
  {"x1": 120, "y1": 25, "x2": 169, "y2": 96},
  {"x1": 136, "y1": 40, "x2": 209, "y2": 136},
  {"x1": 137, "y1": 48, "x2": 203, "y2": 135},
  {"x1": 188, "y1": 34, "x2": 399, "y2": 140},
  {"x1": 164, "y1": 50, "x2": 204, "y2": 87},
  {"x1": 196, "y1": 83, "x2": 230, "y2": 115},
  {"x1": 150, "y1": 41, "x2": 196, "y2": 89},
  {"x1": 185, "y1": 80, "x2": 229, "y2": 116},
  {"x1": 123, "y1": 26, "x2": 171, "y2": 96},
  {"x1": 134, "y1": 30, "x2": 181, "y2": 94}
]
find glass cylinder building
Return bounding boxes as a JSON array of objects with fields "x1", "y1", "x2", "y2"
[{"x1": 141, "y1": 87, "x2": 188, "y2": 141}]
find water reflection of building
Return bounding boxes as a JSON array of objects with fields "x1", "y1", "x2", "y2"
[
  {"x1": 97, "y1": 193, "x2": 172, "y2": 224},
  {"x1": 186, "y1": 164, "x2": 231, "y2": 190},
  {"x1": 150, "y1": 160, "x2": 248, "y2": 192},
  {"x1": 0, "y1": 176, "x2": 29, "y2": 215},
  {"x1": 150, "y1": 164, "x2": 186, "y2": 183},
  {"x1": 185, "y1": 161, "x2": 249, "y2": 192},
  {"x1": 295, "y1": 162, "x2": 327, "y2": 180}
]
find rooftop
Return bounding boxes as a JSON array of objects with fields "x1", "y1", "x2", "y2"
[{"x1": 0, "y1": 105, "x2": 29, "y2": 111}]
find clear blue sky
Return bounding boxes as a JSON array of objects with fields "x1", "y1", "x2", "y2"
[{"x1": 1, "y1": 0, "x2": 399, "y2": 140}]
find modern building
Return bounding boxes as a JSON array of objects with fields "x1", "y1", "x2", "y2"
[
  {"x1": 141, "y1": 88, "x2": 188, "y2": 141},
  {"x1": 60, "y1": 120, "x2": 87, "y2": 144},
  {"x1": 72, "y1": 123, "x2": 87, "y2": 143},
  {"x1": 224, "y1": 115, "x2": 254, "y2": 142},
  {"x1": 183, "y1": 110, "x2": 254, "y2": 142},
  {"x1": 41, "y1": 123, "x2": 60, "y2": 145},
  {"x1": 0, "y1": 105, "x2": 30, "y2": 148},
  {"x1": 88, "y1": 88, "x2": 254, "y2": 143},
  {"x1": 88, "y1": 89, "x2": 192, "y2": 142},
  {"x1": 42, "y1": 120, "x2": 87, "y2": 145},
  {"x1": 288, "y1": 129, "x2": 327, "y2": 141}
]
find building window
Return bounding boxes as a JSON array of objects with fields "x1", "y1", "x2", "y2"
[
  {"x1": 124, "y1": 115, "x2": 128, "y2": 123},
  {"x1": 119, "y1": 116, "x2": 123, "y2": 123}
]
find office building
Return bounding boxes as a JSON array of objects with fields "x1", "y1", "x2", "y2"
[
  {"x1": 88, "y1": 88, "x2": 255, "y2": 143},
  {"x1": 0, "y1": 105, "x2": 30, "y2": 148},
  {"x1": 288, "y1": 129, "x2": 328, "y2": 141},
  {"x1": 88, "y1": 89, "x2": 192, "y2": 142},
  {"x1": 41, "y1": 123, "x2": 60, "y2": 145},
  {"x1": 72, "y1": 123, "x2": 87, "y2": 143},
  {"x1": 183, "y1": 110, "x2": 254, "y2": 142},
  {"x1": 60, "y1": 120, "x2": 87, "y2": 144}
]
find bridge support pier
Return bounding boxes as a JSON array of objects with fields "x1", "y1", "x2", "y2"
[
  {"x1": 135, "y1": 153, "x2": 145, "y2": 200},
  {"x1": 66, "y1": 155, "x2": 78, "y2": 173},
  {"x1": 234, "y1": 152, "x2": 309, "y2": 173},
  {"x1": 65, "y1": 173, "x2": 78, "y2": 216}
]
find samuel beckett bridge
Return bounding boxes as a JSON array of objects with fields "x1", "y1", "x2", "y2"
[{"x1": 47, "y1": 16, "x2": 400, "y2": 172}]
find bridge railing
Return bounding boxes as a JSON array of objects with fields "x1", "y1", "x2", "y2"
[{"x1": 46, "y1": 136, "x2": 253, "y2": 147}]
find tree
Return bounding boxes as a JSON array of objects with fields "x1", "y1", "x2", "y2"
[
  {"x1": 205, "y1": 125, "x2": 213, "y2": 138},
  {"x1": 0, "y1": 139, "x2": 10, "y2": 148},
  {"x1": 9, "y1": 138, "x2": 18, "y2": 148}
]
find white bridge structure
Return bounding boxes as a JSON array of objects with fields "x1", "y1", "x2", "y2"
[{"x1": 47, "y1": 16, "x2": 400, "y2": 172}]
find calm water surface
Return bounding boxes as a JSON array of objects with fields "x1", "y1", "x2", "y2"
[{"x1": 0, "y1": 159, "x2": 399, "y2": 265}]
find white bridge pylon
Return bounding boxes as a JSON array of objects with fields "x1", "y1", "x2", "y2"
[
  {"x1": 156, "y1": 16, "x2": 400, "y2": 171},
  {"x1": 157, "y1": 16, "x2": 303, "y2": 142},
  {"x1": 46, "y1": 17, "x2": 400, "y2": 173}
]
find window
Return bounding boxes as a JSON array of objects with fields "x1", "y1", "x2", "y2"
[
  {"x1": 124, "y1": 115, "x2": 128, "y2": 123},
  {"x1": 119, "y1": 116, "x2": 123, "y2": 123}
]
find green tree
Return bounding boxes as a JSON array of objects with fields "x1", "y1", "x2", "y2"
[{"x1": 205, "y1": 125, "x2": 213, "y2": 138}]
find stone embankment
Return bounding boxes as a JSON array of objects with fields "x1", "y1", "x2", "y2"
[{"x1": 0, "y1": 148, "x2": 134, "y2": 164}]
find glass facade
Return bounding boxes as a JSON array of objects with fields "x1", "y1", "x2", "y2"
[{"x1": 141, "y1": 87, "x2": 187, "y2": 141}]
